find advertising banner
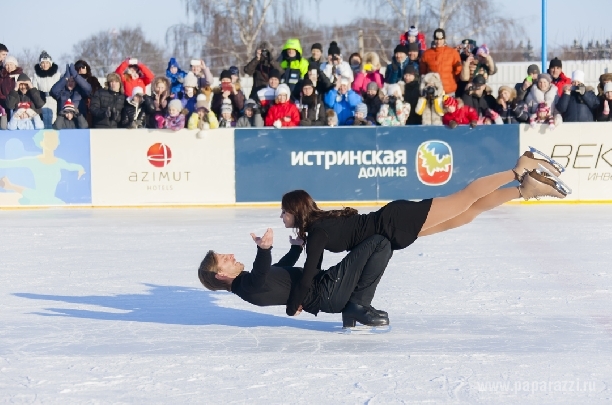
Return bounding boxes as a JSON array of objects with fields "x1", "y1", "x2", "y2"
[
  {"x1": 90, "y1": 129, "x2": 235, "y2": 206},
  {"x1": 0, "y1": 129, "x2": 91, "y2": 207},
  {"x1": 519, "y1": 123, "x2": 612, "y2": 201},
  {"x1": 235, "y1": 126, "x2": 519, "y2": 203}
]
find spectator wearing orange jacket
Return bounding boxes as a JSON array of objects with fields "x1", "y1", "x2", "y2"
[
  {"x1": 264, "y1": 84, "x2": 300, "y2": 128},
  {"x1": 115, "y1": 58, "x2": 155, "y2": 97},
  {"x1": 420, "y1": 29, "x2": 462, "y2": 95}
]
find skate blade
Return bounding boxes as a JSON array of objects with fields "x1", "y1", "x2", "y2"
[
  {"x1": 339, "y1": 325, "x2": 392, "y2": 335},
  {"x1": 536, "y1": 164, "x2": 572, "y2": 195},
  {"x1": 529, "y1": 146, "x2": 565, "y2": 174}
]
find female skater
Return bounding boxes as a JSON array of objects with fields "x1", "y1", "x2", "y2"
[{"x1": 280, "y1": 150, "x2": 570, "y2": 316}]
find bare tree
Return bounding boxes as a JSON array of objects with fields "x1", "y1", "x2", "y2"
[{"x1": 71, "y1": 27, "x2": 166, "y2": 78}]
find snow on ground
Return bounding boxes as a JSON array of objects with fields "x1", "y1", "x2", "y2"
[{"x1": 0, "y1": 205, "x2": 611, "y2": 404}]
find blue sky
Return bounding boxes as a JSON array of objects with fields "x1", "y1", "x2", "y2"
[{"x1": 2, "y1": 0, "x2": 610, "y2": 62}]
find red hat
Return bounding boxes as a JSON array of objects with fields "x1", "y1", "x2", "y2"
[
  {"x1": 63, "y1": 99, "x2": 76, "y2": 113},
  {"x1": 17, "y1": 102, "x2": 31, "y2": 110},
  {"x1": 443, "y1": 97, "x2": 457, "y2": 108},
  {"x1": 537, "y1": 102, "x2": 550, "y2": 113}
]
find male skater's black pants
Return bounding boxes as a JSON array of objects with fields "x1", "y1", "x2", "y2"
[{"x1": 317, "y1": 235, "x2": 392, "y2": 314}]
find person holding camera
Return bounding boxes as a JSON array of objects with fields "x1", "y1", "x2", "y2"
[
  {"x1": 324, "y1": 77, "x2": 362, "y2": 126},
  {"x1": 352, "y1": 52, "x2": 384, "y2": 95},
  {"x1": 211, "y1": 70, "x2": 245, "y2": 121},
  {"x1": 461, "y1": 75, "x2": 502, "y2": 125},
  {"x1": 115, "y1": 58, "x2": 155, "y2": 98},
  {"x1": 244, "y1": 41, "x2": 282, "y2": 99},
  {"x1": 377, "y1": 84, "x2": 410, "y2": 126},
  {"x1": 90, "y1": 73, "x2": 125, "y2": 129},
  {"x1": 296, "y1": 78, "x2": 326, "y2": 127},
  {"x1": 514, "y1": 65, "x2": 541, "y2": 102},
  {"x1": 321, "y1": 41, "x2": 354, "y2": 85},
  {"x1": 50, "y1": 64, "x2": 92, "y2": 119},
  {"x1": 556, "y1": 70, "x2": 599, "y2": 122},
  {"x1": 595, "y1": 82, "x2": 612, "y2": 122}
]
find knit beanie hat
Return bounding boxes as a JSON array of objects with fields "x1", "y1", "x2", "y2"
[
  {"x1": 229, "y1": 66, "x2": 239, "y2": 77},
  {"x1": 62, "y1": 99, "x2": 77, "y2": 113},
  {"x1": 220, "y1": 99, "x2": 233, "y2": 114},
  {"x1": 355, "y1": 103, "x2": 368, "y2": 115},
  {"x1": 301, "y1": 78, "x2": 315, "y2": 89},
  {"x1": 549, "y1": 57, "x2": 562, "y2": 69},
  {"x1": 433, "y1": 28, "x2": 446, "y2": 40},
  {"x1": 393, "y1": 44, "x2": 409, "y2": 55},
  {"x1": 39, "y1": 51, "x2": 52, "y2": 64},
  {"x1": 366, "y1": 81, "x2": 379, "y2": 92},
  {"x1": 537, "y1": 73, "x2": 552, "y2": 84},
  {"x1": 168, "y1": 99, "x2": 183, "y2": 111},
  {"x1": 106, "y1": 72, "x2": 121, "y2": 84},
  {"x1": 275, "y1": 83, "x2": 291, "y2": 97},
  {"x1": 328, "y1": 41, "x2": 341, "y2": 56},
  {"x1": 527, "y1": 64, "x2": 540, "y2": 75},
  {"x1": 4, "y1": 55, "x2": 18, "y2": 67},
  {"x1": 219, "y1": 70, "x2": 232, "y2": 80},
  {"x1": 311, "y1": 43, "x2": 323, "y2": 52},
  {"x1": 131, "y1": 87, "x2": 144, "y2": 97},
  {"x1": 407, "y1": 42, "x2": 420, "y2": 53},
  {"x1": 184, "y1": 72, "x2": 198, "y2": 88},
  {"x1": 196, "y1": 94, "x2": 208, "y2": 109},
  {"x1": 572, "y1": 70, "x2": 585, "y2": 83},
  {"x1": 604, "y1": 82, "x2": 612, "y2": 93},
  {"x1": 443, "y1": 96, "x2": 457, "y2": 108},
  {"x1": 472, "y1": 74, "x2": 486, "y2": 86},
  {"x1": 403, "y1": 64, "x2": 418, "y2": 77},
  {"x1": 269, "y1": 68, "x2": 281, "y2": 80},
  {"x1": 407, "y1": 26, "x2": 418, "y2": 37},
  {"x1": 537, "y1": 102, "x2": 550, "y2": 113},
  {"x1": 387, "y1": 84, "x2": 401, "y2": 97},
  {"x1": 17, "y1": 73, "x2": 30, "y2": 82}
]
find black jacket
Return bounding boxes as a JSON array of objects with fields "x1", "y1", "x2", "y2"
[
  {"x1": 403, "y1": 81, "x2": 422, "y2": 125},
  {"x1": 121, "y1": 98, "x2": 154, "y2": 129},
  {"x1": 595, "y1": 96, "x2": 611, "y2": 122},
  {"x1": 90, "y1": 88, "x2": 125, "y2": 128},
  {"x1": 363, "y1": 92, "x2": 383, "y2": 124},
  {"x1": 244, "y1": 56, "x2": 282, "y2": 99},
  {"x1": 297, "y1": 93, "x2": 327, "y2": 126},
  {"x1": 462, "y1": 92, "x2": 491, "y2": 117},
  {"x1": 7, "y1": 88, "x2": 45, "y2": 115}
]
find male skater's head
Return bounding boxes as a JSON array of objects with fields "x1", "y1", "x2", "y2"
[{"x1": 198, "y1": 251, "x2": 244, "y2": 291}]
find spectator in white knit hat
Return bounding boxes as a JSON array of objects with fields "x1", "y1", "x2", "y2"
[
  {"x1": 218, "y1": 99, "x2": 236, "y2": 128},
  {"x1": 0, "y1": 55, "x2": 23, "y2": 114},
  {"x1": 190, "y1": 59, "x2": 214, "y2": 89},
  {"x1": 556, "y1": 69, "x2": 599, "y2": 122},
  {"x1": 188, "y1": 93, "x2": 219, "y2": 130},
  {"x1": 163, "y1": 99, "x2": 185, "y2": 131},
  {"x1": 264, "y1": 84, "x2": 300, "y2": 128},
  {"x1": 596, "y1": 82, "x2": 612, "y2": 122},
  {"x1": 32, "y1": 51, "x2": 61, "y2": 128}
]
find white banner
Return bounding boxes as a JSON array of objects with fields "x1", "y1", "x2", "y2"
[
  {"x1": 90, "y1": 129, "x2": 235, "y2": 206},
  {"x1": 520, "y1": 123, "x2": 612, "y2": 201}
]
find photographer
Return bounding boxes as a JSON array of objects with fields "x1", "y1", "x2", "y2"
[
  {"x1": 296, "y1": 78, "x2": 326, "y2": 127},
  {"x1": 244, "y1": 41, "x2": 282, "y2": 99},
  {"x1": 321, "y1": 41, "x2": 354, "y2": 85},
  {"x1": 211, "y1": 70, "x2": 245, "y2": 120},
  {"x1": 556, "y1": 70, "x2": 599, "y2": 122},
  {"x1": 515, "y1": 65, "x2": 540, "y2": 101},
  {"x1": 377, "y1": 84, "x2": 410, "y2": 126},
  {"x1": 461, "y1": 74, "x2": 502, "y2": 124}
]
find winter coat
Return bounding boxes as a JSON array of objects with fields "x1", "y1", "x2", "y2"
[
  {"x1": 166, "y1": 58, "x2": 187, "y2": 95},
  {"x1": 236, "y1": 113, "x2": 264, "y2": 128},
  {"x1": 279, "y1": 39, "x2": 309, "y2": 92},
  {"x1": 514, "y1": 81, "x2": 534, "y2": 102},
  {"x1": 556, "y1": 89, "x2": 600, "y2": 122},
  {"x1": 32, "y1": 63, "x2": 61, "y2": 128},
  {"x1": 352, "y1": 71, "x2": 384, "y2": 94},
  {"x1": 244, "y1": 47, "x2": 282, "y2": 99},
  {"x1": 52, "y1": 112, "x2": 89, "y2": 130},
  {"x1": 403, "y1": 81, "x2": 422, "y2": 125},
  {"x1": 115, "y1": 60, "x2": 155, "y2": 97},
  {"x1": 211, "y1": 88, "x2": 245, "y2": 120},
  {"x1": 525, "y1": 84, "x2": 561, "y2": 120},
  {"x1": 188, "y1": 110, "x2": 220, "y2": 130},
  {"x1": 595, "y1": 97, "x2": 611, "y2": 122},
  {"x1": 8, "y1": 112, "x2": 44, "y2": 130},
  {"x1": 324, "y1": 88, "x2": 362, "y2": 125},
  {"x1": 0, "y1": 66, "x2": 24, "y2": 110},
  {"x1": 164, "y1": 114, "x2": 185, "y2": 131},
  {"x1": 50, "y1": 70, "x2": 92, "y2": 116},
  {"x1": 345, "y1": 116, "x2": 375, "y2": 126},
  {"x1": 121, "y1": 98, "x2": 154, "y2": 129},
  {"x1": 291, "y1": 73, "x2": 334, "y2": 101},
  {"x1": 297, "y1": 93, "x2": 326, "y2": 126},
  {"x1": 443, "y1": 105, "x2": 479, "y2": 126},
  {"x1": 376, "y1": 100, "x2": 410, "y2": 126},
  {"x1": 179, "y1": 93, "x2": 198, "y2": 113},
  {"x1": 495, "y1": 100, "x2": 528, "y2": 124},
  {"x1": 461, "y1": 92, "x2": 491, "y2": 117},
  {"x1": 551, "y1": 72, "x2": 572, "y2": 97},
  {"x1": 218, "y1": 118, "x2": 236, "y2": 128},
  {"x1": 90, "y1": 88, "x2": 126, "y2": 129},
  {"x1": 420, "y1": 46, "x2": 462, "y2": 94},
  {"x1": 321, "y1": 60, "x2": 354, "y2": 84},
  {"x1": 6, "y1": 88, "x2": 45, "y2": 115},
  {"x1": 363, "y1": 92, "x2": 383, "y2": 124},
  {"x1": 264, "y1": 101, "x2": 300, "y2": 127},
  {"x1": 384, "y1": 57, "x2": 409, "y2": 85}
]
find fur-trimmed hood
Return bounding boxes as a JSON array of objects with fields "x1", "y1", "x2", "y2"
[
  {"x1": 363, "y1": 52, "x2": 381, "y2": 71},
  {"x1": 419, "y1": 72, "x2": 444, "y2": 97},
  {"x1": 34, "y1": 63, "x2": 59, "y2": 78}
]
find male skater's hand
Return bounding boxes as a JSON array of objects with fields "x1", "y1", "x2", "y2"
[{"x1": 250, "y1": 228, "x2": 273, "y2": 249}]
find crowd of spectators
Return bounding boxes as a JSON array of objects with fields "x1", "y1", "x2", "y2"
[{"x1": 1, "y1": 29, "x2": 611, "y2": 133}]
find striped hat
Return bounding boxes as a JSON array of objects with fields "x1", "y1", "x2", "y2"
[
  {"x1": 443, "y1": 97, "x2": 458, "y2": 108},
  {"x1": 62, "y1": 99, "x2": 76, "y2": 113}
]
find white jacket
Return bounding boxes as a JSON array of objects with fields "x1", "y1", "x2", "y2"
[{"x1": 320, "y1": 60, "x2": 354, "y2": 84}]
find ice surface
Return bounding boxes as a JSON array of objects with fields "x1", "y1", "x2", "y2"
[{"x1": 1, "y1": 205, "x2": 611, "y2": 404}]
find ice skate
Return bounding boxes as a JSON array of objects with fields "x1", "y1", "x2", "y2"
[
  {"x1": 341, "y1": 301, "x2": 389, "y2": 328},
  {"x1": 518, "y1": 166, "x2": 569, "y2": 200},
  {"x1": 513, "y1": 148, "x2": 563, "y2": 181}
]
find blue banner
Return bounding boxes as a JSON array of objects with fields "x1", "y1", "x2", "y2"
[
  {"x1": 0, "y1": 129, "x2": 91, "y2": 206},
  {"x1": 235, "y1": 126, "x2": 519, "y2": 203}
]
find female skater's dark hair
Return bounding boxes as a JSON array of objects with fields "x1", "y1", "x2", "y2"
[{"x1": 281, "y1": 190, "x2": 358, "y2": 240}]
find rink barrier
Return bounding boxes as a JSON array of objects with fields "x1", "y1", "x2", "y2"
[{"x1": 0, "y1": 124, "x2": 609, "y2": 209}]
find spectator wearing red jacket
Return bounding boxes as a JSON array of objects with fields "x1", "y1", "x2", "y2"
[
  {"x1": 264, "y1": 84, "x2": 300, "y2": 128},
  {"x1": 442, "y1": 96, "x2": 478, "y2": 128},
  {"x1": 115, "y1": 58, "x2": 155, "y2": 97},
  {"x1": 548, "y1": 58, "x2": 572, "y2": 97}
]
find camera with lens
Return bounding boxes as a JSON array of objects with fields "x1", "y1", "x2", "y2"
[
  {"x1": 388, "y1": 95, "x2": 397, "y2": 104},
  {"x1": 261, "y1": 49, "x2": 270, "y2": 60},
  {"x1": 332, "y1": 55, "x2": 340, "y2": 62},
  {"x1": 424, "y1": 86, "x2": 436, "y2": 99},
  {"x1": 571, "y1": 85, "x2": 586, "y2": 95}
]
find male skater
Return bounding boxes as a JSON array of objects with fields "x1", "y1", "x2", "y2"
[{"x1": 198, "y1": 229, "x2": 392, "y2": 328}]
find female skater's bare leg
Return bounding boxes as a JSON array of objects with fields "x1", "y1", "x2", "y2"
[{"x1": 419, "y1": 187, "x2": 519, "y2": 237}]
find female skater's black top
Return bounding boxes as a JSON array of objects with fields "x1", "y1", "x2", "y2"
[{"x1": 286, "y1": 199, "x2": 432, "y2": 316}]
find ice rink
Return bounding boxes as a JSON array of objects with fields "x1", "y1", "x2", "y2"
[{"x1": 1, "y1": 205, "x2": 611, "y2": 404}]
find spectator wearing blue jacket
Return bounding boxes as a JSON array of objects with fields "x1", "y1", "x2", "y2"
[
  {"x1": 556, "y1": 70, "x2": 600, "y2": 122},
  {"x1": 166, "y1": 58, "x2": 187, "y2": 96},
  {"x1": 50, "y1": 64, "x2": 91, "y2": 117},
  {"x1": 384, "y1": 44, "x2": 410, "y2": 84},
  {"x1": 324, "y1": 77, "x2": 362, "y2": 125}
]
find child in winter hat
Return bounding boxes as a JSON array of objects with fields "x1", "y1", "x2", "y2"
[
  {"x1": 352, "y1": 103, "x2": 373, "y2": 126},
  {"x1": 531, "y1": 102, "x2": 556, "y2": 130},
  {"x1": 8, "y1": 102, "x2": 44, "y2": 130},
  {"x1": 218, "y1": 99, "x2": 235, "y2": 128},
  {"x1": 164, "y1": 99, "x2": 185, "y2": 131}
]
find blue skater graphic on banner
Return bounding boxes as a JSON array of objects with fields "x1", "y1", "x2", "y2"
[{"x1": 0, "y1": 130, "x2": 91, "y2": 206}]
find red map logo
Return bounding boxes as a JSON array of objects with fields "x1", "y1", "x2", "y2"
[{"x1": 147, "y1": 143, "x2": 172, "y2": 168}]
